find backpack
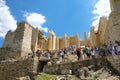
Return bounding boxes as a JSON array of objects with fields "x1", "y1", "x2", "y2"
[{"x1": 86, "y1": 48, "x2": 90, "y2": 54}]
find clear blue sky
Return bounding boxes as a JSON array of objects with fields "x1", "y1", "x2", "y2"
[{"x1": 0, "y1": 0, "x2": 99, "y2": 47}]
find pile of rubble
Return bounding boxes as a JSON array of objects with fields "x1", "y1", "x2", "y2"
[{"x1": 75, "y1": 65, "x2": 120, "y2": 80}]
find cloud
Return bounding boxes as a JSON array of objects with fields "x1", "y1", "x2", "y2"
[
  {"x1": 24, "y1": 12, "x2": 48, "y2": 33},
  {"x1": 0, "y1": 0, "x2": 17, "y2": 38},
  {"x1": 92, "y1": 0, "x2": 111, "y2": 30}
]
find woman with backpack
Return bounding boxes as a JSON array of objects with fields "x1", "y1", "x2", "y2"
[{"x1": 86, "y1": 47, "x2": 91, "y2": 59}]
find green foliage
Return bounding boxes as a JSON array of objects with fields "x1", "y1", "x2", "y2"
[
  {"x1": 36, "y1": 73, "x2": 56, "y2": 80},
  {"x1": 36, "y1": 73, "x2": 80, "y2": 80}
]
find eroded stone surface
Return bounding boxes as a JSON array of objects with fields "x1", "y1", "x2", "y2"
[{"x1": 44, "y1": 56, "x2": 120, "y2": 80}]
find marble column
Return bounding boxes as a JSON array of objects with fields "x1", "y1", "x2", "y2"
[
  {"x1": 49, "y1": 34, "x2": 52, "y2": 50},
  {"x1": 52, "y1": 35, "x2": 56, "y2": 50},
  {"x1": 56, "y1": 38, "x2": 59, "y2": 50},
  {"x1": 64, "y1": 34, "x2": 67, "y2": 48}
]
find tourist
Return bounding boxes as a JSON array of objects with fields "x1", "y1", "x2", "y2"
[
  {"x1": 76, "y1": 48, "x2": 81, "y2": 61},
  {"x1": 108, "y1": 42, "x2": 115, "y2": 58},
  {"x1": 36, "y1": 49, "x2": 42, "y2": 59},
  {"x1": 83, "y1": 47, "x2": 87, "y2": 60},
  {"x1": 116, "y1": 42, "x2": 120, "y2": 55},
  {"x1": 114, "y1": 41, "x2": 119, "y2": 55},
  {"x1": 86, "y1": 47, "x2": 91, "y2": 59},
  {"x1": 54, "y1": 50, "x2": 59, "y2": 58},
  {"x1": 45, "y1": 50, "x2": 51, "y2": 59},
  {"x1": 107, "y1": 41, "x2": 113, "y2": 55},
  {"x1": 90, "y1": 48, "x2": 95, "y2": 59},
  {"x1": 95, "y1": 47, "x2": 100, "y2": 58},
  {"x1": 80, "y1": 48, "x2": 84, "y2": 60},
  {"x1": 60, "y1": 50, "x2": 65, "y2": 59},
  {"x1": 59, "y1": 50, "x2": 63, "y2": 62},
  {"x1": 70, "y1": 47, "x2": 74, "y2": 54},
  {"x1": 99, "y1": 47, "x2": 106, "y2": 58}
]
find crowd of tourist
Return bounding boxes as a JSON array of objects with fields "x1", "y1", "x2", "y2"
[
  {"x1": 78, "y1": 40, "x2": 120, "y2": 60},
  {"x1": 35, "y1": 46, "x2": 76, "y2": 62},
  {"x1": 35, "y1": 40, "x2": 120, "y2": 63}
]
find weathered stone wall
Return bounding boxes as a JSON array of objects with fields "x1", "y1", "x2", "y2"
[
  {"x1": 107, "y1": 56, "x2": 120, "y2": 74},
  {"x1": 84, "y1": 32, "x2": 88, "y2": 46},
  {"x1": 104, "y1": 0, "x2": 120, "y2": 45},
  {"x1": 59, "y1": 37, "x2": 65, "y2": 49},
  {"x1": 0, "y1": 48, "x2": 19, "y2": 60},
  {"x1": 110, "y1": 0, "x2": 120, "y2": 12},
  {"x1": 104, "y1": 11, "x2": 120, "y2": 44},
  {"x1": 44, "y1": 56, "x2": 120, "y2": 75},
  {"x1": 0, "y1": 57, "x2": 34, "y2": 80},
  {"x1": 60, "y1": 34, "x2": 80, "y2": 48},
  {"x1": 104, "y1": 20, "x2": 111, "y2": 45},
  {"x1": 69, "y1": 35, "x2": 80, "y2": 47},
  {"x1": 95, "y1": 33, "x2": 100, "y2": 47},
  {"x1": 2, "y1": 21, "x2": 33, "y2": 57},
  {"x1": 12, "y1": 22, "x2": 25, "y2": 51},
  {"x1": 90, "y1": 27, "x2": 96, "y2": 48},
  {"x1": 31, "y1": 28, "x2": 39, "y2": 52},
  {"x1": 98, "y1": 17, "x2": 108, "y2": 46},
  {"x1": 44, "y1": 58, "x2": 105, "y2": 74},
  {"x1": 20, "y1": 22, "x2": 32, "y2": 56},
  {"x1": 3, "y1": 30, "x2": 14, "y2": 48}
]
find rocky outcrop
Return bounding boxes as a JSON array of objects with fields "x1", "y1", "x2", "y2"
[
  {"x1": 44, "y1": 56, "x2": 120, "y2": 79},
  {"x1": 75, "y1": 65, "x2": 120, "y2": 80}
]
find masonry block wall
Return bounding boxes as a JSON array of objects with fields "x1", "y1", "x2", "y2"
[
  {"x1": 0, "y1": 58, "x2": 34, "y2": 80},
  {"x1": 2, "y1": 21, "x2": 32, "y2": 57}
]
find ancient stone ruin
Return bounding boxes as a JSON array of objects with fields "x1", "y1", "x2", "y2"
[{"x1": 0, "y1": 0, "x2": 120, "y2": 80}]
